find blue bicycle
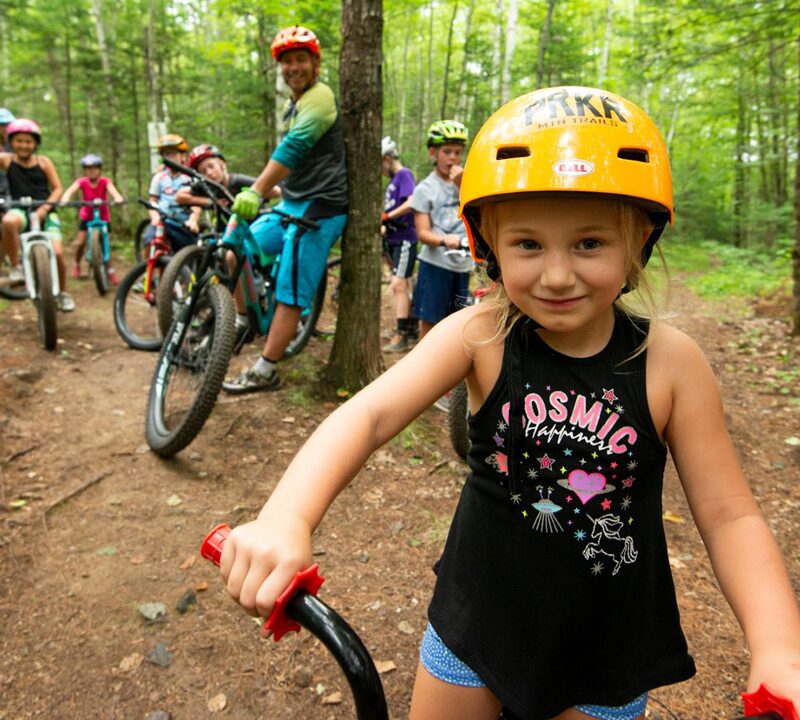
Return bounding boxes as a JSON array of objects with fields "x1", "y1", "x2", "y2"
[
  {"x1": 144, "y1": 158, "x2": 327, "y2": 457},
  {"x1": 63, "y1": 200, "x2": 116, "y2": 295}
]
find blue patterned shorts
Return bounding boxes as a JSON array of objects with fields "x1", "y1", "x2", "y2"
[{"x1": 420, "y1": 623, "x2": 648, "y2": 720}]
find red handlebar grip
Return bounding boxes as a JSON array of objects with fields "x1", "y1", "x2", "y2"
[
  {"x1": 742, "y1": 684, "x2": 798, "y2": 720},
  {"x1": 199, "y1": 523, "x2": 325, "y2": 642}
]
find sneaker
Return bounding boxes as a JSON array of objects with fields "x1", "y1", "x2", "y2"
[
  {"x1": 108, "y1": 268, "x2": 119, "y2": 285},
  {"x1": 70, "y1": 263, "x2": 81, "y2": 279},
  {"x1": 222, "y1": 367, "x2": 280, "y2": 395},
  {"x1": 382, "y1": 333, "x2": 409, "y2": 353},
  {"x1": 57, "y1": 292, "x2": 76, "y2": 312},
  {"x1": 433, "y1": 391, "x2": 451, "y2": 413},
  {"x1": 233, "y1": 322, "x2": 255, "y2": 355},
  {"x1": 7, "y1": 265, "x2": 24, "y2": 284}
]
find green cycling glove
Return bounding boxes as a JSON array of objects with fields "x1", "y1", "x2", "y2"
[{"x1": 232, "y1": 187, "x2": 262, "y2": 221}]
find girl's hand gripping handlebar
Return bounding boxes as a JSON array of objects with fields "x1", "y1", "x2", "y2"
[{"x1": 200, "y1": 523, "x2": 389, "y2": 720}]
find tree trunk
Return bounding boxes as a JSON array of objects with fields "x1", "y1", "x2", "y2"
[
  {"x1": 536, "y1": 0, "x2": 557, "y2": 87},
  {"x1": 733, "y1": 75, "x2": 748, "y2": 248},
  {"x1": 255, "y1": 9, "x2": 277, "y2": 161},
  {"x1": 454, "y1": 0, "x2": 476, "y2": 119},
  {"x1": 46, "y1": 34, "x2": 76, "y2": 174},
  {"x1": 440, "y1": 0, "x2": 459, "y2": 118},
  {"x1": 91, "y1": 0, "x2": 122, "y2": 182},
  {"x1": 500, "y1": 0, "x2": 518, "y2": 104},
  {"x1": 324, "y1": 0, "x2": 384, "y2": 393},
  {"x1": 597, "y1": 0, "x2": 614, "y2": 86},
  {"x1": 792, "y1": 34, "x2": 800, "y2": 336}
]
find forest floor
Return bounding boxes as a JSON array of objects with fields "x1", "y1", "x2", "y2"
[{"x1": 0, "y1": 258, "x2": 798, "y2": 720}]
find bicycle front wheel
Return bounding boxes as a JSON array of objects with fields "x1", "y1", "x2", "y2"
[
  {"x1": 31, "y1": 244, "x2": 57, "y2": 350},
  {"x1": 145, "y1": 281, "x2": 236, "y2": 457},
  {"x1": 89, "y1": 228, "x2": 109, "y2": 296},
  {"x1": 448, "y1": 381, "x2": 470, "y2": 461},
  {"x1": 156, "y1": 244, "x2": 204, "y2": 337},
  {"x1": 113, "y1": 255, "x2": 169, "y2": 351}
]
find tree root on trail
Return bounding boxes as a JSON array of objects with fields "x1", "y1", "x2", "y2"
[{"x1": 43, "y1": 470, "x2": 113, "y2": 529}]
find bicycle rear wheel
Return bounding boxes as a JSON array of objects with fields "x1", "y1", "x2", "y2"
[
  {"x1": 113, "y1": 255, "x2": 169, "y2": 351},
  {"x1": 31, "y1": 244, "x2": 57, "y2": 350},
  {"x1": 134, "y1": 218, "x2": 150, "y2": 263},
  {"x1": 89, "y1": 228, "x2": 109, "y2": 296},
  {"x1": 145, "y1": 281, "x2": 236, "y2": 457},
  {"x1": 156, "y1": 244, "x2": 204, "y2": 337},
  {"x1": 448, "y1": 381, "x2": 470, "y2": 460}
]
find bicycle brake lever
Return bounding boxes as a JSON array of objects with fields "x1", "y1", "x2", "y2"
[
  {"x1": 200, "y1": 523, "x2": 325, "y2": 641},
  {"x1": 742, "y1": 684, "x2": 798, "y2": 720}
]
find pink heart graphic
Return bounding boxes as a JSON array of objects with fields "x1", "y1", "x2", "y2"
[{"x1": 566, "y1": 469, "x2": 607, "y2": 504}]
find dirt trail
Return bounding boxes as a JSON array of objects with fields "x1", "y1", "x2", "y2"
[{"x1": 0, "y1": 268, "x2": 798, "y2": 720}]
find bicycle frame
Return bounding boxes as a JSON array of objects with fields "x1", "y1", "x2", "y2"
[
  {"x1": 83, "y1": 205, "x2": 111, "y2": 265},
  {"x1": 19, "y1": 208, "x2": 60, "y2": 301}
]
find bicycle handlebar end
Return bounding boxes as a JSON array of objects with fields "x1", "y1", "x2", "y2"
[
  {"x1": 200, "y1": 523, "x2": 231, "y2": 565},
  {"x1": 264, "y1": 564, "x2": 325, "y2": 641},
  {"x1": 742, "y1": 684, "x2": 798, "y2": 720}
]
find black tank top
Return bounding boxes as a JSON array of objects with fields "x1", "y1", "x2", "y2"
[
  {"x1": 7, "y1": 160, "x2": 49, "y2": 200},
  {"x1": 428, "y1": 311, "x2": 695, "y2": 719}
]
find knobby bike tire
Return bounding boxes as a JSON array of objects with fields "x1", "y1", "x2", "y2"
[
  {"x1": 134, "y1": 218, "x2": 150, "y2": 263},
  {"x1": 31, "y1": 243, "x2": 57, "y2": 351},
  {"x1": 156, "y1": 244, "x2": 204, "y2": 337},
  {"x1": 90, "y1": 228, "x2": 109, "y2": 296},
  {"x1": 145, "y1": 281, "x2": 236, "y2": 457},
  {"x1": 113, "y1": 255, "x2": 170, "y2": 351},
  {"x1": 448, "y1": 381, "x2": 470, "y2": 461}
]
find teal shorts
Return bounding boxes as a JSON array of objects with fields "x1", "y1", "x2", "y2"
[{"x1": 249, "y1": 199, "x2": 346, "y2": 309}]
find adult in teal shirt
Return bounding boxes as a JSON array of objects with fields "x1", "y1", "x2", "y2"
[{"x1": 224, "y1": 25, "x2": 348, "y2": 394}]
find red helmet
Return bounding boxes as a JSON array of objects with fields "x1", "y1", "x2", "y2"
[
  {"x1": 271, "y1": 26, "x2": 321, "y2": 61},
  {"x1": 7, "y1": 118, "x2": 41, "y2": 145},
  {"x1": 188, "y1": 144, "x2": 224, "y2": 170}
]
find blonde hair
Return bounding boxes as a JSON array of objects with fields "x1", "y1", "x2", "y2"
[{"x1": 470, "y1": 198, "x2": 667, "y2": 350}]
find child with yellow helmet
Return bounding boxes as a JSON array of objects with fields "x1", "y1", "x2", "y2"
[{"x1": 213, "y1": 88, "x2": 800, "y2": 720}]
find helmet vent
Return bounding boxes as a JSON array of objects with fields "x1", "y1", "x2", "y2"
[
  {"x1": 618, "y1": 148, "x2": 649, "y2": 163},
  {"x1": 496, "y1": 146, "x2": 530, "y2": 160}
]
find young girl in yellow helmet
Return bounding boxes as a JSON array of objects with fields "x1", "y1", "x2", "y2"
[{"x1": 216, "y1": 87, "x2": 800, "y2": 719}]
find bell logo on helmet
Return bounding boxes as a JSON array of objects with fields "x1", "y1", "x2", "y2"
[{"x1": 553, "y1": 159, "x2": 594, "y2": 177}]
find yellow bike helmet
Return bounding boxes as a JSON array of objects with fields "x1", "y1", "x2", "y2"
[
  {"x1": 459, "y1": 86, "x2": 673, "y2": 269},
  {"x1": 156, "y1": 134, "x2": 188, "y2": 154}
]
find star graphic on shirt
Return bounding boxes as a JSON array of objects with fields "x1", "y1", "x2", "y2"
[
  {"x1": 560, "y1": 466, "x2": 567, "y2": 474},
  {"x1": 525, "y1": 383, "x2": 531, "y2": 389},
  {"x1": 605, "y1": 407, "x2": 612, "y2": 415},
  {"x1": 579, "y1": 458, "x2": 587, "y2": 466},
  {"x1": 497, "y1": 420, "x2": 508, "y2": 432},
  {"x1": 601, "y1": 498, "x2": 612, "y2": 510},
  {"x1": 564, "y1": 449, "x2": 573, "y2": 457},
  {"x1": 527, "y1": 468, "x2": 538, "y2": 480},
  {"x1": 627, "y1": 460, "x2": 638, "y2": 471},
  {"x1": 537, "y1": 454, "x2": 555, "y2": 470},
  {"x1": 493, "y1": 433, "x2": 504, "y2": 447},
  {"x1": 610, "y1": 462, "x2": 618, "y2": 469},
  {"x1": 573, "y1": 507, "x2": 580, "y2": 514},
  {"x1": 628, "y1": 517, "x2": 634, "y2": 525},
  {"x1": 522, "y1": 510, "x2": 528, "y2": 518},
  {"x1": 591, "y1": 392, "x2": 597, "y2": 399},
  {"x1": 622, "y1": 476, "x2": 635, "y2": 488},
  {"x1": 511, "y1": 493, "x2": 522, "y2": 504},
  {"x1": 591, "y1": 452, "x2": 598, "y2": 459},
  {"x1": 546, "y1": 385, "x2": 551, "y2": 391},
  {"x1": 522, "y1": 451, "x2": 529, "y2": 459},
  {"x1": 602, "y1": 388, "x2": 617, "y2": 403},
  {"x1": 535, "y1": 440, "x2": 541, "y2": 446},
  {"x1": 570, "y1": 389, "x2": 576, "y2": 395},
  {"x1": 591, "y1": 561, "x2": 604, "y2": 575},
  {"x1": 574, "y1": 529, "x2": 586, "y2": 541},
  {"x1": 621, "y1": 496, "x2": 632, "y2": 510},
  {"x1": 615, "y1": 404, "x2": 625, "y2": 414},
  {"x1": 565, "y1": 495, "x2": 573, "y2": 503}
]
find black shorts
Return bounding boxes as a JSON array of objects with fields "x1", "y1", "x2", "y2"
[
  {"x1": 388, "y1": 240, "x2": 417, "y2": 279},
  {"x1": 79, "y1": 219, "x2": 111, "y2": 232}
]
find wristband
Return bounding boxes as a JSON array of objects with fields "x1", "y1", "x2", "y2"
[{"x1": 439, "y1": 239, "x2": 447, "y2": 248}]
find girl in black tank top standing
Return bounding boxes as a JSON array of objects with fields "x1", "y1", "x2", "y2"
[
  {"x1": 0, "y1": 118, "x2": 73, "y2": 311},
  {"x1": 212, "y1": 87, "x2": 800, "y2": 720}
]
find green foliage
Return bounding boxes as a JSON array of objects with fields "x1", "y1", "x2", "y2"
[{"x1": 662, "y1": 237, "x2": 792, "y2": 300}]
